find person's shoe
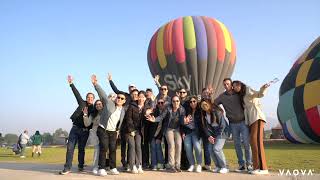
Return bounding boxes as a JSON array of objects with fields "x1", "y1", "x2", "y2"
[
  {"x1": 131, "y1": 165, "x2": 138, "y2": 174},
  {"x1": 20, "y1": 156, "x2": 26, "y2": 158},
  {"x1": 195, "y1": 165, "x2": 202, "y2": 173},
  {"x1": 167, "y1": 167, "x2": 177, "y2": 173},
  {"x1": 59, "y1": 169, "x2": 71, "y2": 175},
  {"x1": 251, "y1": 169, "x2": 269, "y2": 175},
  {"x1": 187, "y1": 165, "x2": 195, "y2": 172},
  {"x1": 219, "y1": 168, "x2": 229, "y2": 174},
  {"x1": 38, "y1": 152, "x2": 41, "y2": 157},
  {"x1": 109, "y1": 168, "x2": 120, "y2": 175},
  {"x1": 98, "y1": 169, "x2": 107, "y2": 176},
  {"x1": 235, "y1": 165, "x2": 246, "y2": 172},
  {"x1": 203, "y1": 165, "x2": 211, "y2": 171},
  {"x1": 138, "y1": 165, "x2": 144, "y2": 174},
  {"x1": 247, "y1": 165, "x2": 253, "y2": 172},
  {"x1": 212, "y1": 167, "x2": 220, "y2": 173},
  {"x1": 92, "y1": 168, "x2": 99, "y2": 175},
  {"x1": 78, "y1": 167, "x2": 84, "y2": 172},
  {"x1": 175, "y1": 167, "x2": 182, "y2": 172},
  {"x1": 151, "y1": 166, "x2": 157, "y2": 171},
  {"x1": 158, "y1": 163, "x2": 165, "y2": 170}
]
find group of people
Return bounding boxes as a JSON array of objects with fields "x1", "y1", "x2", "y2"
[
  {"x1": 59, "y1": 74, "x2": 270, "y2": 176},
  {"x1": 17, "y1": 130, "x2": 43, "y2": 158}
]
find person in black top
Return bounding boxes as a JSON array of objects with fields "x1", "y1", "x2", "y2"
[{"x1": 60, "y1": 75, "x2": 94, "y2": 175}]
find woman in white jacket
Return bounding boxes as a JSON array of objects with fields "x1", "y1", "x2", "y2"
[{"x1": 232, "y1": 80, "x2": 270, "y2": 175}]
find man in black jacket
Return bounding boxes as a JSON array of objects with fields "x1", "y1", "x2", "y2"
[{"x1": 60, "y1": 75, "x2": 94, "y2": 175}]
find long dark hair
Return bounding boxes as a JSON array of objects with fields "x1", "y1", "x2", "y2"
[
  {"x1": 200, "y1": 99, "x2": 223, "y2": 126},
  {"x1": 232, "y1": 80, "x2": 247, "y2": 109},
  {"x1": 186, "y1": 96, "x2": 200, "y2": 115},
  {"x1": 91, "y1": 100, "x2": 103, "y2": 119}
]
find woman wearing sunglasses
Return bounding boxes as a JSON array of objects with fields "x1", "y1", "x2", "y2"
[
  {"x1": 147, "y1": 95, "x2": 185, "y2": 173},
  {"x1": 182, "y1": 96, "x2": 204, "y2": 173}
]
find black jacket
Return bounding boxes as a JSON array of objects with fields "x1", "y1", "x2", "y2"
[
  {"x1": 123, "y1": 101, "x2": 145, "y2": 134},
  {"x1": 181, "y1": 107, "x2": 204, "y2": 138},
  {"x1": 109, "y1": 80, "x2": 131, "y2": 107},
  {"x1": 69, "y1": 84, "x2": 94, "y2": 129}
]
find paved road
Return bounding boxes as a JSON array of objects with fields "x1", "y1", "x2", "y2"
[{"x1": 0, "y1": 162, "x2": 318, "y2": 180}]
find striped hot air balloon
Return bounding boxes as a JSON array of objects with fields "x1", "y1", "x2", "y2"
[
  {"x1": 277, "y1": 36, "x2": 320, "y2": 144},
  {"x1": 147, "y1": 16, "x2": 236, "y2": 97}
]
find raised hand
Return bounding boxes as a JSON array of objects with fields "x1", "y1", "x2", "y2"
[
  {"x1": 107, "y1": 73, "x2": 112, "y2": 81},
  {"x1": 67, "y1": 75, "x2": 73, "y2": 84},
  {"x1": 262, "y1": 83, "x2": 271, "y2": 89},
  {"x1": 184, "y1": 115, "x2": 193, "y2": 124},
  {"x1": 91, "y1": 74, "x2": 98, "y2": 85},
  {"x1": 146, "y1": 114, "x2": 156, "y2": 122},
  {"x1": 154, "y1": 75, "x2": 160, "y2": 83},
  {"x1": 82, "y1": 106, "x2": 88, "y2": 116}
]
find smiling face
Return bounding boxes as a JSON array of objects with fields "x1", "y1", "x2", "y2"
[
  {"x1": 160, "y1": 85, "x2": 168, "y2": 96},
  {"x1": 138, "y1": 92, "x2": 146, "y2": 105},
  {"x1": 86, "y1": 93, "x2": 95, "y2": 105},
  {"x1": 179, "y1": 89, "x2": 187, "y2": 98},
  {"x1": 232, "y1": 82, "x2": 242, "y2": 93},
  {"x1": 95, "y1": 100, "x2": 104, "y2": 111},
  {"x1": 116, "y1": 94, "x2": 126, "y2": 106},
  {"x1": 189, "y1": 97, "x2": 198, "y2": 109},
  {"x1": 223, "y1": 79, "x2": 232, "y2": 92},
  {"x1": 131, "y1": 90, "x2": 139, "y2": 101},
  {"x1": 172, "y1": 96, "x2": 180, "y2": 109}
]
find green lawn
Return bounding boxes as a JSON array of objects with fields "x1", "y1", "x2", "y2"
[{"x1": 1, "y1": 141, "x2": 319, "y2": 172}]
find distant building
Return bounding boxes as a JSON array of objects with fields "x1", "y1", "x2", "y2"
[{"x1": 270, "y1": 124, "x2": 285, "y2": 139}]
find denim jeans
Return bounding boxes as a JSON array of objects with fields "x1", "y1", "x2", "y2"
[
  {"x1": 128, "y1": 133, "x2": 142, "y2": 168},
  {"x1": 202, "y1": 137, "x2": 211, "y2": 166},
  {"x1": 208, "y1": 136, "x2": 227, "y2": 169},
  {"x1": 151, "y1": 138, "x2": 164, "y2": 167},
  {"x1": 64, "y1": 125, "x2": 89, "y2": 170},
  {"x1": 184, "y1": 132, "x2": 202, "y2": 166},
  {"x1": 230, "y1": 121, "x2": 252, "y2": 166}
]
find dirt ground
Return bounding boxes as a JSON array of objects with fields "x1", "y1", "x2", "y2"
[{"x1": 0, "y1": 162, "x2": 318, "y2": 180}]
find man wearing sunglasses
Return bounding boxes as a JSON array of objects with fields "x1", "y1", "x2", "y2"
[{"x1": 91, "y1": 75, "x2": 126, "y2": 176}]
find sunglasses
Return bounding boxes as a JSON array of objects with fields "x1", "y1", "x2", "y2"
[
  {"x1": 179, "y1": 91, "x2": 186, "y2": 94},
  {"x1": 161, "y1": 88, "x2": 167, "y2": 91},
  {"x1": 117, "y1": 97, "x2": 125, "y2": 100},
  {"x1": 190, "y1": 100, "x2": 197, "y2": 103},
  {"x1": 157, "y1": 101, "x2": 164, "y2": 105},
  {"x1": 172, "y1": 100, "x2": 180, "y2": 103}
]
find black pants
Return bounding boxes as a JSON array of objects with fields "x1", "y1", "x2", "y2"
[
  {"x1": 64, "y1": 126, "x2": 89, "y2": 170},
  {"x1": 142, "y1": 137, "x2": 150, "y2": 167},
  {"x1": 97, "y1": 127, "x2": 117, "y2": 169},
  {"x1": 120, "y1": 131, "x2": 129, "y2": 167},
  {"x1": 164, "y1": 137, "x2": 168, "y2": 164}
]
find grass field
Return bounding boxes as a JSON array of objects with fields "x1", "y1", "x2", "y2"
[{"x1": 1, "y1": 140, "x2": 319, "y2": 172}]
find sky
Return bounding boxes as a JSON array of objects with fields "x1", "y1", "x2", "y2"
[{"x1": 0, "y1": 0, "x2": 319, "y2": 135}]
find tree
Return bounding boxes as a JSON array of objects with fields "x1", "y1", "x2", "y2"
[
  {"x1": 0, "y1": 133, "x2": 4, "y2": 145},
  {"x1": 53, "y1": 128, "x2": 68, "y2": 145},
  {"x1": 42, "y1": 132, "x2": 53, "y2": 145},
  {"x1": 4, "y1": 134, "x2": 19, "y2": 145}
]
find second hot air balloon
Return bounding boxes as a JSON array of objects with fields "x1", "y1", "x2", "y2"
[{"x1": 147, "y1": 16, "x2": 236, "y2": 97}]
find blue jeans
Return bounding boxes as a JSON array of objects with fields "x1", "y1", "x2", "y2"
[
  {"x1": 208, "y1": 136, "x2": 227, "y2": 168},
  {"x1": 230, "y1": 121, "x2": 252, "y2": 166},
  {"x1": 202, "y1": 137, "x2": 211, "y2": 166},
  {"x1": 184, "y1": 132, "x2": 202, "y2": 165},
  {"x1": 151, "y1": 138, "x2": 164, "y2": 167},
  {"x1": 64, "y1": 125, "x2": 89, "y2": 170}
]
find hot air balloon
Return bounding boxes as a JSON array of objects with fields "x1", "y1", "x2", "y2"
[
  {"x1": 147, "y1": 16, "x2": 236, "y2": 97},
  {"x1": 277, "y1": 36, "x2": 320, "y2": 144}
]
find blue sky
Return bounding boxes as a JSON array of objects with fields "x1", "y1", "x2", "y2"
[{"x1": 0, "y1": 0, "x2": 319, "y2": 135}]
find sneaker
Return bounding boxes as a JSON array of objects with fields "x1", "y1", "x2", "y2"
[
  {"x1": 20, "y1": 156, "x2": 26, "y2": 158},
  {"x1": 92, "y1": 168, "x2": 98, "y2": 175},
  {"x1": 212, "y1": 167, "x2": 220, "y2": 173},
  {"x1": 109, "y1": 168, "x2": 120, "y2": 175},
  {"x1": 151, "y1": 166, "x2": 157, "y2": 171},
  {"x1": 175, "y1": 167, "x2": 182, "y2": 172},
  {"x1": 138, "y1": 165, "x2": 144, "y2": 174},
  {"x1": 195, "y1": 165, "x2": 202, "y2": 173},
  {"x1": 78, "y1": 167, "x2": 84, "y2": 172},
  {"x1": 203, "y1": 165, "x2": 211, "y2": 171},
  {"x1": 247, "y1": 165, "x2": 253, "y2": 172},
  {"x1": 157, "y1": 163, "x2": 165, "y2": 170},
  {"x1": 59, "y1": 169, "x2": 71, "y2": 175},
  {"x1": 167, "y1": 167, "x2": 177, "y2": 173},
  {"x1": 219, "y1": 168, "x2": 229, "y2": 174},
  {"x1": 251, "y1": 169, "x2": 269, "y2": 175},
  {"x1": 235, "y1": 165, "x2": 246, "y2": 172},
  {"x1": 98, "y1": 169, "x2": 107, "y2": 176},
  {"x1": 187, "y1": 165, "x2": 195, "y2": 172},
  {"x1": 131, "y1": 165, "x2": 138, "y2": 174}
]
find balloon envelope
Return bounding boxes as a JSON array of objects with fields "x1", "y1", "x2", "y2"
[
  {"x1": 277, "y1": 36, "x2": 320, "y2": 144},
  {"x1": 147, "y1": 16, "x2": 236, "y2": 97}
]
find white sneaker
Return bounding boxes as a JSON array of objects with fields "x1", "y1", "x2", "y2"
[
  {"x1": 138, "y1": 165, "x2": 144, "y2": 174},
  {"x1": 251, "y1": 169, "x2": 269, "y2": 175},
  {"x1": 219, "y1": 168, "x2": 229, "y2": 174},
  {"x1": 109, "y1": 168, "x2": 120, "y2": 175},
  {"x1": 212, "y1": 167, "x2": 220, "y2": 173},
  {"x1": 195, "y1": 165, "x2": 202, "y2": 173},
  {"x1": 187, "y1": 165, "x2": 195, "y2": 172},
  {"x1": 20, "y1": 156, "x2": 26, "y2": 158},
  {"x1": 92, "y1": 167, "x2": 98, "y2": 175},
  {"x1": 98, "y1": 169, "x2": 107, "y2": 176},
  {"x1": 131, "y1": 165, "x2": 138, "y2": 174}
]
